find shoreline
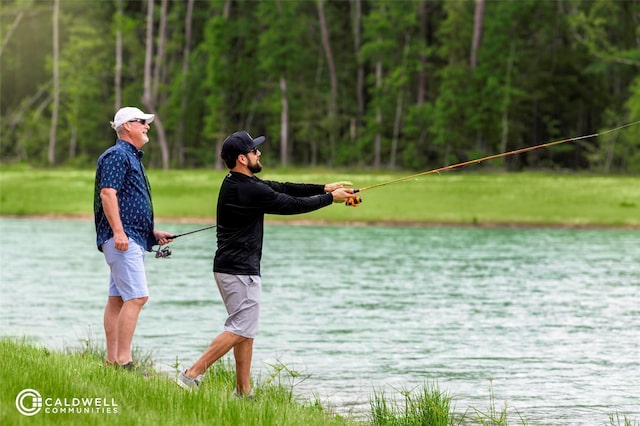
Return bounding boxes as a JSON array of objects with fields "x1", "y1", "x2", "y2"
[{"x1": 2, "y1": 214, "x2": 639, "y2": 230}]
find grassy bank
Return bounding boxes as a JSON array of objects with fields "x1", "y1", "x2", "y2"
[
  {"x1": 0, "y1": 338, "x2": 475, "y2": 426},
  {"x1": 0, "y1": 338, "x2": 353, "y2": 426},
  {"x1": 0, "y1": 165, "x2": 638, "y2": 227},
  {"x1": 2, "y1": 339, "x2": 637, "y2": 426}
]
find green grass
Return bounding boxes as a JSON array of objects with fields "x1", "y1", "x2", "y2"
[
  {"x1": 370, "y1": 383, "x2": 459, "y2": 426},
  {"x1": 0, "y1": 165, "x2": 638, "y2": 227},
  {"x1": 0, "y1": 338, "x2": 351, "y2": 426}
]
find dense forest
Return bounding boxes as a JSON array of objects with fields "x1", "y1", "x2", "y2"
[{"x1": 1, "y1": 0, "x2": 639, "y2": 172}]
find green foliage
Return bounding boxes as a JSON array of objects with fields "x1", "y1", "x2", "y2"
[
  {"x1": 0, "y1": 0, "x2": 638, "y2": 171},
  {"x1": 371, "y1": 383, "x2": 457, "y2": 425}
]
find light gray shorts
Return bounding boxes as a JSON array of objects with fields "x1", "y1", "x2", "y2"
[
  {"x1": 214, "y1": 272, "x2": 261, "y2": 339},
  {"x1": 102, "y1": 237, "x2": 148, "y2": 301}
]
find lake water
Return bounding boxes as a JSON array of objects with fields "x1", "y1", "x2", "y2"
[{"x1": 1, "y1": 217, "x2": 638, "y2": 424}]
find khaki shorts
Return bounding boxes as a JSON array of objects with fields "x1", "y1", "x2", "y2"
[{"x1": 214, "y1": 272, "x2": 261, "y2": 338}]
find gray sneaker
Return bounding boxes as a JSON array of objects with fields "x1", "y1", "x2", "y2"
[{"x1": 176, "y1": 370, "x2": 202, "y2": 391}]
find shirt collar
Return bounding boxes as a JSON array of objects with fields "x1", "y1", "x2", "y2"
[{"x1": 116, "y1": 139, "x2": 144, "y2": 158}]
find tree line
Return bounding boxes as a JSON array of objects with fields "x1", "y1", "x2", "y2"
[{"x1": 1, "y1": 0, "x2": 639, "y2": 172}]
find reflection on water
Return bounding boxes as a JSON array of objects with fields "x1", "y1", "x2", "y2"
[{"x1": 1, "y1": 218, "x2": 639, "y2": 424}]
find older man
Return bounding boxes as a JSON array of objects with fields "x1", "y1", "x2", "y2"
[{"x1": 94, "y1": 106, "x2": 173, "y2": 369}]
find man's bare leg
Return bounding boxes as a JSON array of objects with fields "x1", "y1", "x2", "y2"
[
  {"x1": 115, "y1": 296, "x2": 148, "y2": 364},
  {"x1": 186, "y1": 331, "x2": 246, "y2": 378},
  {"x1": 104, "y1": 296, "x2": 124, "y2": 364},
  {"x1": 233, "y1": 338, "x2": 254, "y2": 395}
]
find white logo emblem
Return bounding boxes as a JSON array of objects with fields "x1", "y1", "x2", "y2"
[{"x1": 16, "y1": 388, "x2": 42, "y2": 416}]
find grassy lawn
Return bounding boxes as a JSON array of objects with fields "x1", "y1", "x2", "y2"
[{"x1": 0, "y1": 165, "x2": 638, "y2": 227}]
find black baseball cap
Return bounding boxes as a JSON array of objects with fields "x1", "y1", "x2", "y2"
[{"x1": 221, "y1": 131, "x2": 265, "y2": 161}]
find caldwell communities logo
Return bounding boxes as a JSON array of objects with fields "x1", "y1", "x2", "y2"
[{"x1": 15, "y1": 388, "x2": 118, "y2": 416}]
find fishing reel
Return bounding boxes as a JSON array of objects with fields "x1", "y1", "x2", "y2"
[
  {"x1": 154, "y1": 245, "x2": 172, "y2": 259},
  {"x1": 345, "y1": 196, "x2": 362, "y2": 207}
]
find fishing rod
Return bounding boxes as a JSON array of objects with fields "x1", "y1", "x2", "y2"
[
  {"x1": 170, "y1": 225, "x2": 217, "y2": 239},
  {"x1": 345, "y1": 120, "x2": 640, "y2": 207},
  {"x1": 154, "y1": 224, "x2": 217, "y2": 258}
]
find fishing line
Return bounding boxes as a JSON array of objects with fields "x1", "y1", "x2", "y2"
[{"x1": 345, "y1": 120, "x2": 640, "y2": 206}]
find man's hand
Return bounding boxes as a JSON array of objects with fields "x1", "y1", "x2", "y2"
[
  {"x1": 324, "y1": 181, "x2": 353, "y2": 193},
  {"x1": 330, "y1": 187, "x2": 357, "y2": 203},
  {"x1": 154, "y1": 230, "x2": 175, "y2": 246},
  {"x1": 113, "y1": 230, "x2": 129, "y2": 251}
]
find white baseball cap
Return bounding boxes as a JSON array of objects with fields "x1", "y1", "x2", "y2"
[{"x1": 110, "y1": 107, "x2": 155, "y2": 130}]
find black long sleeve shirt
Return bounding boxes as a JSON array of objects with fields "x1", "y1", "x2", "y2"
[{"x1": 213, "y1": 172, "x2": 333, "y2": 276}]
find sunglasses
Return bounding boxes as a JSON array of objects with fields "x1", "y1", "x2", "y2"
[
  {"x1": 246, "y1": 148, "x2": 258, "y2": 155},
  {"x1": 128, "y1": 119, "x2": 147, "y2": 125}
]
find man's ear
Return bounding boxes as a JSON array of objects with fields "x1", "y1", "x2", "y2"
[{"x1": 236, "y1": 153, "x2": 248, "y2": 166}]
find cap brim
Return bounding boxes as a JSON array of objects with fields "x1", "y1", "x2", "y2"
[
  {"x1": 140, "y1": 113, "x2": 155, "y2": 124},
  {"x1": 252, "y1": 136, "x2": 265, "y2": 146}
]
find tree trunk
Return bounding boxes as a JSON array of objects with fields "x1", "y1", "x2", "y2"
[
  {"x1": 143, "y1": 0, "x2": 153, "y2": 115},
  {"x1": 142, "y1": 0, "x2": 170, "y2": 169},
  {"x1": 374, "y1": 49, "x2": 382, "y2": 168},
  {"x1": 153, "y1": 0, "x2": 168, "y2": 101},
  {"x1": 500, "y1": 43, "x2": 514, "y2": 157},
  {"x1": 69, "y1": 126, "x2": 77, "y2": 159},
  {"x1": 604, "y1": 134, "x2": 617, "y2": 173},
  {"x1": 317, "y1": 0, "x2": 337, "y2": 162},
  {"x1": 390, "y1": 90, "x2": 403, "y2": 169},
  {"x1": 48, "y1": 0, "x2": 59, "y2": 165},
  {"x1": 470, "y1": 0, "x2": 484, "y2": 68},
  {"x1": 351, "y1": 0, "x2": 364, "y2": 139},
  {"x1": 471, "y1": 0, "x2": 485, "y2": 152},
  {"x1": 416, "y1": 0, "x2": 428, "y2": 105},
  {"x1": 279, "y1": 74, "x2": 289, "y2": 166},
  {"x1": 390, "y1": 34, "x2": 410, "y2": 169},
  {"x1": 176, "y1": 0, "x2": 194, "y2": 167},
  {"x1": 214, "y1": 0, "x2": 232, "y2": 171},
  {"x1": 414, "y1": 0, "x2": 429, "y2": 155},
  {"x1": 114, "y1": 0, "x2": 123, "y2": 110}
]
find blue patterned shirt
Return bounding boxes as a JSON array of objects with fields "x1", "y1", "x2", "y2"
[{"x1": 94, "y1": 139, "x2": 156, "y2": 251}]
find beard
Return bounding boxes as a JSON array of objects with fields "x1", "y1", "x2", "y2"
[
  {"x1": 248, "y1": 160, "x2": 262, "y2": 174},
  {"x1": 141, "y1": 134, "x2": 149, "y2": 145}
]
